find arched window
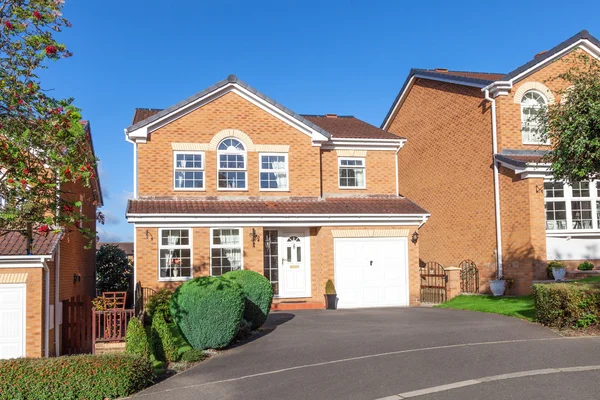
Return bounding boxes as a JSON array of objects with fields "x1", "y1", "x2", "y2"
[
  {"x1": 521, "y1": 90, "x2": 549, "y2": 144},
  {"x1": 217, "y1": 138, "x2": 247, "y2": 189}
]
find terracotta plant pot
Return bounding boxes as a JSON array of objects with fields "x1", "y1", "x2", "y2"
[
  {"x1": 490, "y1": 280, "x2": 506, "y2": 296},
  {"x1": 324, "y1": 294, "x2": 337, "y2": 310}
]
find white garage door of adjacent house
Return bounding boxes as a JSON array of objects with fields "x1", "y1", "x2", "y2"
[
  {"x1": 0, "y1": 284, "x2": 26, "y2": 359},
  {"x1": 334, "y1": 237, "x2": 408, "y2": 308}
]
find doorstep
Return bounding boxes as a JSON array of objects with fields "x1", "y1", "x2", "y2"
[{"x1": 271, "y1": 301, "x2": 324, "y2": 311}]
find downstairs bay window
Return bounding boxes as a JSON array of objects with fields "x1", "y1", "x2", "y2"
[
  {"x1": 159, "y1": 229, "x2": 192, "y2": 280},
  {"x1": 544, "y1": 181, "x2": 600, "y2": 231},
  {"x1": 211, "y1": 228, "x2": 243, "y2": 276}
]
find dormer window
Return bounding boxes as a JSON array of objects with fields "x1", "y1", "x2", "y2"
[
  {"x1": 521, "y1": 90, "x2": 549, "y2": 145},
  {"x1": 217, "y1": 138, "x2": 247, "y2": 190}
]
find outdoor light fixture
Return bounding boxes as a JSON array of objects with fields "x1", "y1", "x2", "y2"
[
  {"x1": 249, "y1": 228, "x2": 261, "y2": 248},
  {"x1": 411, "y1": 231, "x2": 419, "y2": 244},
  {"x1": 73, "y1": 273, "x2": 81, "y2": 284}
]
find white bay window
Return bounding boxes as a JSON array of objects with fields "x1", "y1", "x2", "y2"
[
  {"x1": 211, "y1": 228, "x2": 243, "y2": 276},
  {"x1": 159, "y1": 229, "x2": 192, "y2": 280},
  {"x1": 545, "y1": 181, "x2": 600, "y2": 231}
]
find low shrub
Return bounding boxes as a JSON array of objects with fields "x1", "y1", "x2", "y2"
[
  {"x1": 578, "y1": 261, "x2": 595, "y2": 271},
  {"x1": 325, "y1": 279, "x2": 336, "y2": 294},
  {"x1": 532, "y1": 282, "x2": 600, "y2": 328},
  {"x1": 222, "y1": 270, "x2": 274, "y2": 330},
  {"x1": 146, "y1": 289, "x2": 173, "y2": 323},
  {"x1": 180, "y1": 348, "x2": 207, "y2": 363},
  {"x1": 546, "y1": 261, "x2": 565, "y2": 279},
  {"x1": 151, "y1": 313, "x2": 178, "y2": 362},
  {"x1": 170, "y1": 276, "x2": 245, "y2": 350},
  {"x1": 0, "y1": 354, "x2": 154, "y2": 400},
  {"x1": 125, "y1": 317, "x2": 150, "y2": 359}
]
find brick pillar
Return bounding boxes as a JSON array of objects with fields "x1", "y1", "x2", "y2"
[{"x1": 444, "y1": 266, "x2": 461, "y2": 301}]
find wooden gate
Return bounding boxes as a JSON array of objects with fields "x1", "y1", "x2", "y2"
[
  {"x1": 459, "y1": 260, "x2": 479, "y2": 293},
  {"x1": 62, "y1": 295, "x2": 93, "y2": 355},
  {"x1": 420, "y1": 262, "x2": 447, "y2": 303}
]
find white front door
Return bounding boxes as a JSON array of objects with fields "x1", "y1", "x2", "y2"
[
  {"x1": 0, "y1": 284, "x2": 26, "y2": 359},
  {"x1": 335, "y1": 237, "x2": 408, "y2": 308},
  {"x1": 279, "y1": 230, "x2": 311, "y2": 298}
]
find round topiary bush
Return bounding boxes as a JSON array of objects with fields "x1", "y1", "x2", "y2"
[
  {"x1": 170, "y1": 276, "x2": 244, "y2": 350},
  {"x1": 578, "y1": 261, "x2": 595, "y2": 271},
  {"x1": 222, "y1": 270, "x2": 274, "y2": 330}
]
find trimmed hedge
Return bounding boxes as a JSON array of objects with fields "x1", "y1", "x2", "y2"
[
  {"x1": 578, "y1": 261, "x2": 595, "y2": 271},
  {"x1": 170, "y1": 276, "x2": 245, "y2": 350},
  {"x1": 222, "y1": 270, "x2": 274, "y2": 330},
  {"x1": 151, "y1": 313, "x2": 178, "y2": 362},
  {"x1": 180, "y1": 349, "x2": 207, "y2": 363},
  {"x1": 533, "y1": 282, "x2": 600, "y2": 328},
  {"x1": 146, "y1": 289, "x2": 173, "y2": 323},
  {"x1": 0, "y1": 354, "x2": 154, "y2": 400},
  {"x1": 125, "y1": 317, "x2": 150, "y2": 359}
]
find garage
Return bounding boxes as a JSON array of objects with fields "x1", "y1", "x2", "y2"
[
  {"x1": 0, "y1": 284, "x2": 26, "y2": 359},
  {"x1": 334, "y1": 237, "x2": 409, "y2": 308}
]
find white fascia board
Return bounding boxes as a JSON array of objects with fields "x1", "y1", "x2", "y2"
[
  {"x1": 414, "y1": 73, "x2": 485, "y2": 88},
  {"x1": 125, "y1": 83, "x2": 330, "y2": 144},
  {"x1": 322, "y1": 138, "x2": 405, "y2": 151},
  {"x1": 497, "y1": 159, "x2": 552, "y2": 179}
]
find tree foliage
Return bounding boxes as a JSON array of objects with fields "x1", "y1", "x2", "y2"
[
  {"x1": 0, "y1": 0, "x2": 101, "y2": 247},
  {"x1": 96, "y1": 244, "x2": 131, "y2": 293},
  {"x1": 538, "y1": 52, "x2": 600, "y2": 183}
]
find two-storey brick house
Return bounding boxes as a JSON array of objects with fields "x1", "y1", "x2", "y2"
[
  {"x1": 382, "y1": 30, "x2": 600, "y2": 294},
  {"x1": 0, "y1": 121, "x2": 102, "y2": 359},
  {"x1": 125, "y1": 75, "x2": 428, "y2": 309}
]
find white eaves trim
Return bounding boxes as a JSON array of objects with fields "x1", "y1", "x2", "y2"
[
  {"x1": 126, "y1": 83, "x2": 329, "y2": 146},
  {"x1": 322, "y1": 138, "x2": 405, "y2": 151},
  {"x1": 0, "y1": 254, "x2": 52, "y2": 268},
  {"x1": 497, "y1": 159, "x2": 552, "y2": 179},
  {"x1": 127, "y1": 213, "x2": 430, "y2": 228}
]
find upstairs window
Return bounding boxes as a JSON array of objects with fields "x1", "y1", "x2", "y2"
[
  {"x1": 174, "y1": 152, "x2": 204, "y2": 190},
  {"x1": 217, "y1": 138, "x2": 247, "y2": 190},
  {"x1": 339, "y1": 158, "x2": 366, "y2": 189},
  {"x1": 260, "y1": 154, "x2": 289, "y2": 191},
  {"x1": 521, "y1": 90, "x2": 549, "y2": 145}
]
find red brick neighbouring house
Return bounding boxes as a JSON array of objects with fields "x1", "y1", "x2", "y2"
[
  {"x1": 125, "y1": 75, "x2": 428, "y2": 310},
  {"x1": 382, "y1": 30, "x2": 600, "y2": 294},
  {"x1": 0, "y1": 121, "x2": 102, "y2": 359}
]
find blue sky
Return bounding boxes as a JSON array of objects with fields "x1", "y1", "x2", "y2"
[{"x1": 40, "y1": 0, "x2": 600, "y2": 242}]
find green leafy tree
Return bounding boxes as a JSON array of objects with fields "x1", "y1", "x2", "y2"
[
  {"x1": 0, "y1": 0, "x2": 102, "y2": 250},
  {"x1": 538, "y1": 52, "x2": 600, "y2": 183},
  {"x1": 96, "y1": 244, "x2": 131, "y2": 293}
]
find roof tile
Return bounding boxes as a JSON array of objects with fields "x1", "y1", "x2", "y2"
[{"x1": 0, "y1": 231, "x2": 62, "y2": 256}]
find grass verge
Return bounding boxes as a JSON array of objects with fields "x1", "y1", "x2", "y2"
[{"x1": 436, "y1": 294, "x2": 535, "y2": 321}]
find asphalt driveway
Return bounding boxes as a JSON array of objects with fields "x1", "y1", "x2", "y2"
[{"x1": 135, "y1": 308, "x2": 600, "y2": 399}]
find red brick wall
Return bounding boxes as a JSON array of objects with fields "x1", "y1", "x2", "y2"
[{"x1": 386, "y1": 78, "x2": 498, "y2": 290}]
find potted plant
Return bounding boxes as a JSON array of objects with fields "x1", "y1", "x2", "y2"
[
  {"x1": 489, "y1": 277, "x2": 506, "y2": 296},
  {"x1": 324, "y1": 279, "x2": 337, "y2": 310},
  {"x1": 549, "y1": 260, "x2": 566, "y2": 281}
]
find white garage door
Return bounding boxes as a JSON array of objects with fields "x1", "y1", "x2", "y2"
[
  {"x1": 334, "y1": 237, "x2": 408, "y2": 308},
  {"x1": 0, "y1": 284, "x2": 26, "y2": 359}
]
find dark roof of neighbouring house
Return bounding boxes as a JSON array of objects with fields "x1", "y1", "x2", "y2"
[
  {"x1": 381, "y1": 30, "x2": 600, "y2": 128},
  {"x1": 495, "y1": 149, "x2": 550, "y2": 167},
  {"x1": 127, "y1": 196, "x2": 429, "y2": 215},
  {"x1": 96, "y1": 242, "x2": 134, "y2": 256},
  {"x1": 126, "y1": 75, "x2": 332, "y2": 139},
  {"x1": 0, "y1": 231, "x2": 62, "y2": 256},
  {"x1": 301, "y1": 115, "x2": 404, "y2": 140}
]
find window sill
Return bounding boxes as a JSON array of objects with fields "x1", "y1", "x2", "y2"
[
  {"x1": 158, "y1": 277, "x2": 193, "y2": 282},
  {"x1": 339, "y1": 187, "x2": 367, "y2": 190},
  {"x1": 174, "y1": 188, "x2": 206, "y2": 191},
  {"x1": 522, "y1": 142, "x2": 551, "y2": 146},
  {"x1": 259, "y1": 189, "x2": 290, "y2": 192},
  {"x1": 546, "y1": 230, "x2": 600, "y2": 237}
]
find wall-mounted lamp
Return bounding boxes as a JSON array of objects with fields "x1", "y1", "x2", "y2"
[
  {"x1": 73, "y1": 273, "x2": 81, "y2": 284},
  {"x1": 249, "y1": 228, "x2": 261, "y2": 248},
  {"x1": 411, "y1": 231, "x2": 419, "y2": 244},
  {"x1": 145, "y1": 230, "x2": 154, "y2": 241}
]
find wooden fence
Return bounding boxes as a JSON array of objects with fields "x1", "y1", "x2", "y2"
[
  {"x1": 62, "y1": 295, "x2": 93, "y2": 355},
  {"x1": 92, "y1": 309, "x2": 135, "y2": 353},
  {"x1": 134, "y1": 282, "x2": 156, "y2": 318}
]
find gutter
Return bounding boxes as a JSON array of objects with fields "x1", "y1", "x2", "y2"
[
  {"x1": 55, "y1": 245, "x2": 60, "y2": 356},
  {"x1": 395, "y1": 144, "x2": 403, "y2": 196},
  {"x1": 125, "y1": 132, "x2": 138, "y2": 289},
  {"x1": 42, "y1": 260, "x2": 50, "y2": 358},
  {"x1": 483, "y1": 88, "x2": 503, "y2": 279}
]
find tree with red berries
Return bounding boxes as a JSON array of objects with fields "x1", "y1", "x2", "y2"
[{"x1": 0, "y1": 1, "x2": 102, "y2": 250}]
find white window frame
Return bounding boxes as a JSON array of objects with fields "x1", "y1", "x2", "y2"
[
  {"x1": 259, "y1": 153, "x2": 289, "y2": 192},
  {"x1": 157, "y1": 228, "x2": 193, "y2": 282},
  {"x1": 217, "y1": 138, "x2": 247, "y2": 191},
  {"x1": 210, "y1": 227, "x2": 244, "y2": 276},
  {"x1": 544, "y1": 180, "x2": 600, "y2": 234},
  {"x1": 338, "y1": 157, "x2": 366, "y2": 189},
  {"x1": 173, "y1": 151, "x2": 205, "y2": 191},
  {"x1": 521, "y1": 90, "x2": 551, "y2": 145}
]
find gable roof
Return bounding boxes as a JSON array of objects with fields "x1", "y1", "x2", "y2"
[
  {"x1": 0, "y1": 231, "x2": 62, "y2": 256},
  {"x1": 126, "y1": 75, "x2": 332, "y2": 140},
  {"x1": 301, "y1": 115, "x2": 404, "y2": 140}
]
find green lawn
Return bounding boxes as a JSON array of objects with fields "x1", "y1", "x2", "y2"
[
  {"x1": 436, "y1": 295, "x2": 535, "y2": 321},
  {"x1": 573, "y1": 276, "x2": 600, "y2": 283},
  {"x1": 168, "y1": 322, "x2": 193, "y2": 358}
]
